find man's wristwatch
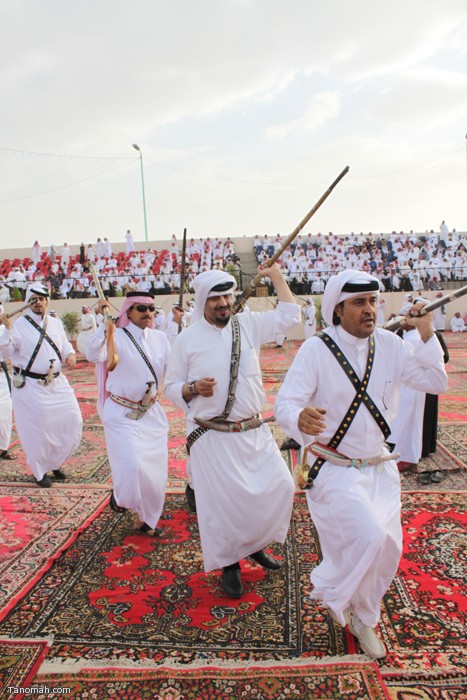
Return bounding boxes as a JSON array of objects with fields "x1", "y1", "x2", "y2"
[{"x1": 188, "y1": 381, "x2": 198, "y2": 396}]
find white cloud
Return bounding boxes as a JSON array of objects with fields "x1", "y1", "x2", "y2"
[
  {"x1": 266, "y1": 92, "x2": 341, "y2": 139},
  {"x1": 363, "y1": 68, "x2": 467, "y2": 130}
]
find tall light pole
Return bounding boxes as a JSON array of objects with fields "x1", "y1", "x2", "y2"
[{"x1": 132, "y1": 143, "x2": 148, "y2": 242}]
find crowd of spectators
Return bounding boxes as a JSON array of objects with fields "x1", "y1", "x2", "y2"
[
  {"x1": 0, "y1": 233, "x2": 239, "y2": 301},
  {"x1": 1, "y1": 223, "x2": 466, "y2": 304},
  {"x1": 253, "y1": 223, "x2": 467, "y2": 295}
]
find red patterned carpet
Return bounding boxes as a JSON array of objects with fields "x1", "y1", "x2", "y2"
[
  {"x1": 0, "y1": 493, "x2": 464, "y2": 693},
  {"x1": 0, "y1": 638, "x2": 50, "y2": 692},
  {"x1": 30, "y1": 661, "x2": 390, "y2": 699},
  {"x1": 0, "y1": 487, "x2": 109, "y2": 623},
  {"x1": 0, "y1": 332, "x2": 465, "y2": 698}
]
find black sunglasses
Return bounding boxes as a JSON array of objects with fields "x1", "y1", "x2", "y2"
[{"x1": 133, "y1": 304, "x2": 156, "y2": 313}]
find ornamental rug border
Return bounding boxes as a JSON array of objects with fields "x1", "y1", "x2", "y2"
[
  {"x1": 0, "y1": 486, "x2": 109, "y2": 623},
  {"x1": 0, "y1": 637, "x2": 51, "y2": 691},
  {"x1": 0, "y1": 493, "x2": 465, "y2": 674},
  {"x1": 382, "y1": 667, "x2": 467, "y2": 699},
  {"x1": 31, "y1": 660, "x2": 392, "y2": 700},
  {"x1": 435, "y1": 422, "x2": 467, "y2": 469}
]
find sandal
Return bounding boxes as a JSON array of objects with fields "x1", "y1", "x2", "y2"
[
  {"x1": 418, "y1": 472, "x2": 431, "y2": 485},
  {"x1": 109, "y1": 491, "x2": 126, "y2": 513},
  {"x1": 138, "y1": 523, "x2": 163, "y2": 537},
  {"x1": 430, "y1": 470, "x2": 445, "y2": 483}
]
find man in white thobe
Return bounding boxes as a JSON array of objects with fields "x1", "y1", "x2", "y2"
[
  {"x1": 86, "y1": 291, "x2": 181, "y2": 534},
  {"x1": 432, "y1": 292, "x2": 446, "y2": 331},
  {"x1": 165, "y1": 267, "x2": 300, "y2": 598},
  {"x1": 0, "y1": 312, "x2": 14, "y2": 461},
  {"x1": 77, "y1": 306, "x2": 97, "y2": 356},
  {"x1": 389, "y1": 325, "x2": 426, "y2": 471},
  {"x1": 450, "y1": 312, "x2": 465, "y2": 332},
  {"x1": 31, "y1": 241, "x2": 42, "y2": 265},
  {"x1": 275, "y1": 270, "x2": 447, "y2": 659},
  {"x1": 0, "y1": 283, "x2": 82, "y2": 487},
  {"x1": 304, "y1": 297, "x2": 317, "y2": 339},
  {"x1": 125, "y1": 230, "x2": 136, "y2": 254},
  {"x1": 61, "y1": 243, "x2": 71, "y2": 268}
]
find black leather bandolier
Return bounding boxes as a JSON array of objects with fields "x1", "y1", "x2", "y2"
[
  {"x1": 304, "y1": 331, "x2": 391, "y2": 489},
  {"x1": 122, "y1": 328, "x2": 159, "y2": 389},
  {"x1": 13, "y1": 315, "x2": 62, "y2": 385},
  {"x1": 186, "y1": 314, "x2": 241, "y2": 455}
]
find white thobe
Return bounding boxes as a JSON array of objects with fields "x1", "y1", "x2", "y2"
[
  {"x1": 304, "y1": 305, "x2": 317, "y2": 339},
  {"x1": 0, "y1": 313, "x2": 82, "y2": 480},
  {"x1": 77, "y1": 314, "x2": 97, "y2": 355},
  {"x1": 451, "y1": 317, "x2": 465, "y2": 332},
  {"x1": 389, "y1": 329, "x2": 425, "y2": 464},
  {"x1": 432, "y1": 307, "x2": 445, "y2": 331},
  {"x1": 275, "y1": 325, "x2": 447, "y2": 627},
  {"x1": 0, "y1": 329, "x2": 12, "y2": 451},
  {"x1": 125, "y1": 232, "x2": 136, "y2": 254},
  {"x1": 165, "y1": 302, "x2": 300, "y2": 571},
  {"x1": 86, "y1": 323, "x2": 171, "y2": 528},
  {"x1": 165, "y1": 312, "x2": 183, "y2": 347},
  {"x1": 376, "y1": 302, "x2": 385, "y2": 326},
  {"x1": 61, "y1": 246, "x2": 71, "y2": 266},
  {"x1": 32, "y1": 245, "x2": 42, "y2": 265}
]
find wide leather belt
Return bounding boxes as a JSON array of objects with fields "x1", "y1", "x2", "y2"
[
  {"x1": 187, "y1": 414, "x2": 274, "y2": 454},
  {"x1": 308, "y1": 443, "x2": 398, "y2": 469},
  {"x1": 13, "y1": 367, "x2": 60, "y2": 381}
]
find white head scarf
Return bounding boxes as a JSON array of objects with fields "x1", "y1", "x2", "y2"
[
  {"x1": 192, "y1": 270, "x2": 237, "y2": 323},
  {"x1": 321, "y1": 270, "x2": 380, "y2": 327},
  {"x1": 25, "y1": 282, "x2": 49, "y2": 302}
]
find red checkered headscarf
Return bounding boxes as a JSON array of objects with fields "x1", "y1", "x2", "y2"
[{"x1": 116, "y1": 292, "x2": 156, "y2": 329}]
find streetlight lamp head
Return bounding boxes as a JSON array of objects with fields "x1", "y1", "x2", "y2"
[{"x1": 132, "y1": 143, "x2": 141, "y2": 152}]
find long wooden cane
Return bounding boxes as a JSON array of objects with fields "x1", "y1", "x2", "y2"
[
  {"x1": 5, "y1": 301, "x2": 34, "y2": 319},
  {"x1": 233, "y1": 166, "x2": 350, "y2": 312},
  {"x1": 89, "y1": 263, "x2": 118, "y2": 371}
]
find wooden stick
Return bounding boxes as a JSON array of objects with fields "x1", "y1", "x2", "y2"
[
  {"x1": 233, "y1": 166, "x2": 350, "y2": 312},
  {"x1": 5, "y1": 301, "x2": 34, "y2": 319},
  {"x1": 89, "y1": 263, "x2": 118, "y2": 371}
]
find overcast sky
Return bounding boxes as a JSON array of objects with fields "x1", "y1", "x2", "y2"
[{"x1": 1, "y1": 0, "x2": 466, "y2": 250}]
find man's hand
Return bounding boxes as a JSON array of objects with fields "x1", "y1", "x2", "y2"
[
  {"x1": 257, "y1": 261, "x2": 279, "y2": 279},
  {"x1": 65, "y1": 353, "x2": 76, "y2": 371},
  {"x1": 172, "y1": 308, "x2": 184, "y2": 325},
  {"x1": 405, "y1": 302, "x2": 434, "y2": 342},
  {"x1": 182, "y1": 377, "x2": 217, "y2": 403},
  {"x1": 96, "y1": 299, "x2": 111, "y2": 316},
  {"x1": 257, "y1": 261, "x2": 295, "y2": 303},
  {"x1": 0, "y1": 313, "x2": 12, "y2": 330},
  {"x1": 194, "y1": 377, "x2": 217, "y2": 397},
  {"x1": 298, "y1": 407, "x2": 327, "y2": 436}
]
